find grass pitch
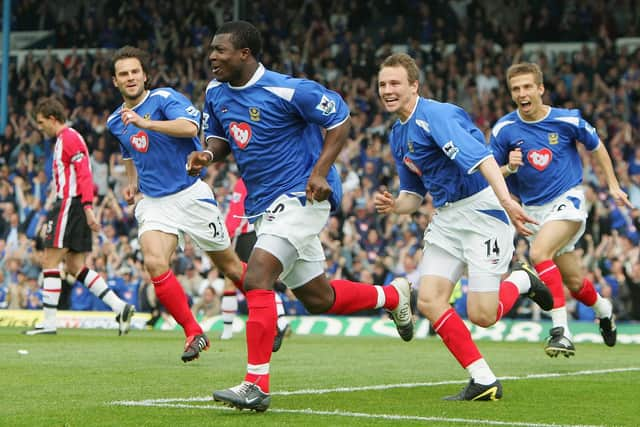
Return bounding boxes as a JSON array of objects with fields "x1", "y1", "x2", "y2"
[{"x1": 2, "y1": 327, "x2": 638, "y2": 426}]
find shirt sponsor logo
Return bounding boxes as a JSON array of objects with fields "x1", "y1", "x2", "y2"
[
  {"x1": 316, "y1": 95, "x2": 336, "y2": 115},
  {"x1": 229, "y1": 122, "x2": 252, "y2": 149},
  {"x1": 130, "y1": 131, "x2": 149, "y2": 153},
  {"x1": 403, "y1": 156, "x2": 422, "y2": 176},
  {"x1": 527, "y1": 148, "x2": 552, "y2": 171}
]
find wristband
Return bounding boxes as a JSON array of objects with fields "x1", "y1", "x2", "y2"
[
  {"x1": 505, "y1": 164, "x2": 518, "y2": 174},
  {"x1": 203, "y1": 150, "x2": 214, "y2": 163}
]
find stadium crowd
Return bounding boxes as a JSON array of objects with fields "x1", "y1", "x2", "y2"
[{"x1": 2, "y1": 0, "x2": 640, "y2": 323}]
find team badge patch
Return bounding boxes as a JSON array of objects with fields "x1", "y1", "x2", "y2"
[
  {"x1": 407, "y1": 141, "x2": 414, "y2": 153},
  {"x1": 130, "y1": 131, "x2": 149, "y2": 153},
  {"x1": 229, "y1": 121, "x2": 252, "y2": 149},
  {"x1": 316, "y1": 95, "x2": 336, "y2": 115},
  {"x1": 403, "y1": 156, "x2": 422, "y2": 176},
  {"x1": 548, "y1": 133, "x2": 559, "y2": 145},
  {"x1": 144, "y1": 113, "x2": 151, "y2": 120},
  {"x1": 249, "y1": 107, "x2": 260, "y2": 121},
  {"x1": 527, "y1": 148, "x2": 552, "y2": 171}
]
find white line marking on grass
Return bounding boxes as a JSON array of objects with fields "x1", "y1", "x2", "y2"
[
  {"x1": 111, "y1": 401, "x2": 606, "y2": 427},
  {"x1": 109, "y1": 366, "x2": 640, "y2": 406},
  {"x1": 109, "y1": 367, "x2": 638, "y2": 427},
  {"x1": 275, "y1": 366, "x2": 640, "y2": 396}
]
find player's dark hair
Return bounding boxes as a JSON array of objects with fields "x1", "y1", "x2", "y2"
[
  {"x1": 506, "y1": 62, "x2": 544, "y2": 88},
  {"x1": 111, "y1": 45, "x2": 150, "y2": 85},
  {"x1": 380, "y1": 53, "x2": 420, "y2": 84},
  {"x1": 34, "y1": 97, "x2": 66, "y2": 123},
  {"x1": 216, "y1": 20, "x2": 262, "y2": 58}
]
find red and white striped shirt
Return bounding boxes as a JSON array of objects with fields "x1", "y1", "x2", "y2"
[
  {"x1": 52, "y1": 127, "x2": 95, "y2": 205},
  {"x1": 225, "y1": 178, "x2": 253, "y2": 238}
]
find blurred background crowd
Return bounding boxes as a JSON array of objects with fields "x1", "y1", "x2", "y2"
[{"x1": 2, "y1": 0, "x2": 640, "y2": 324}]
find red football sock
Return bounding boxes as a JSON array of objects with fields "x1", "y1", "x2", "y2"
[
  {"x1": 327, "y1": 279, "x2": 388, "y2": 314},
  {"x1": 535, "y1": 260, "x2": 565, "y2": 309},
  {"x1": 152, "y1": 270, "x2": 202, "y2": 337},
  {"x1": 496, "y1": 280, "x2": 520, "y2": 321},
  {"x1": 244, "y1": 289, "x2": 277, "y2": 393},
  {"x1": 232, "y1": 262, "x2": 247, "y2": 294},
  {"x1": 433, "y1": 308, "x2": 482, "y2": 368},
  {"x1": 570, "y1": 277, "x2": 598, "y2": 306}
]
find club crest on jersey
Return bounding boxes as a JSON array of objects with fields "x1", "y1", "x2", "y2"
[
  {"x1": 249, "y1": 107, "x2": 260, "y2": 121},
  {"x1": 229, "y1": 121, "x2": 252, "y2": 149},
  {"x1": 130, "y1": 131, "x2": 149, "y2": 153},
  {"x1": 527, "y1": 148, "x2": 552, "y2": 171},
  {"x1": 144, "y1": 113, "x2": 151, "y2": 120},
  {"x1": 548, "y1": 133, "x2": 559, "y2": 145},
  {"x1": 407, "y1": 141, "x2": 415, "y2": 153},
  {"x1": 403, "y1": 156, "x2": 422, "y2": 176},
  {"x1": 316, "y1": 95, "x2": 336, "y2": 115}
]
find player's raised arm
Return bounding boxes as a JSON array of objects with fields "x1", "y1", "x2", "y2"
[{"x1": 306, "y1": 118, "x2": 351, "y2": 203}]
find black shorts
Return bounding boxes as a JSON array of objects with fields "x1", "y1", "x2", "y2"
[
  {"x1": 234, "y1": 230, "x2": 257, "y2": 263},
  {"x1": 43, "y1": 197, "x2": 92, "y2": 253}
]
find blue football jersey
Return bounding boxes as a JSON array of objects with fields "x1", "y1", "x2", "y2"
[
  {"x1": 203, "y1": 64, "x2": 350, "y2": 217},
  {"x1": 390, "y1": 98, "x2": 491, "y2": 207},
  {"x1": 107, "y1": 88, "x2": 203, "y2": 197},
  {"x1": 490, "y1": 107, "x2": 600, "y2": 205}
]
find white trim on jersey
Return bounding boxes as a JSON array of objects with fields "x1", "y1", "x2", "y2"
[
  {"x1": 554, "y1": 116, "x2": 580, "y2": 127},
  {"x1": 399, "y1": 189, "x2": 425, "y2": 200},
  {"x1": 491, "y1": 120, "x2": 515, "y2": 137},
  {"x1": 228, "y1": 64, "x2": 266, "y2": 90},
  {"x1": 516, "y1": 106, "x2": 551, "y2": 123},
  {"x1": 205, "y1": 135, "x2": 230, "y2": 143},
  {"x1": 467, "y1": 153, "x2": 493, "y2": 174},
  {"x1": 263, "y1": 86, "x2": 295, "y2": 101},
  {"x1": 150, "y1": 90, "x2": 171, "y2": 99},
  {"x1": 325, "y1": 114, "x2": 350, "y2": 131}
]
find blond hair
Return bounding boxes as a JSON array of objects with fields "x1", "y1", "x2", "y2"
[
  {"x1": 506, "y1": 62, "x2": 543, "y2": 89},
  {"x1": 380, "y1": 53, "x2": 420, "y2": 84}
]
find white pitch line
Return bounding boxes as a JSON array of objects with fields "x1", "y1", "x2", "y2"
[
  {"x1": 110, "y1": 366, "x2": 640, "y2": 406},
  {"x1": 276, "y1": 366, "x2": 640, "y2": 396},
  {"x1": 111, "y1": 401, "x2": 606, "y2": 427}
]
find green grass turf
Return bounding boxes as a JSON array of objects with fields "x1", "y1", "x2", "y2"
[{"x1": 1, "y1": 327, "x2": 638, "y2": 426}]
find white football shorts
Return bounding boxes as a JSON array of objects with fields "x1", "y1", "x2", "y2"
[
  {"x1": 253, "y1": 192, "x2": 329, "y2": 289},
  {"x1": 419, "y1": 186, "x2": 515, "y2": 291},
  {"x1": 135, "y1": 180, "x2": 230, "y2": 251},
  {"x1": 522, "y1": 186, "x2": 587, "y2": 256}
]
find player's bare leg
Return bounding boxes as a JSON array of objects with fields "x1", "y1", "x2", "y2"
[{"x1": 529, "y1": 220, "x2": 579, "y2": 357}]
